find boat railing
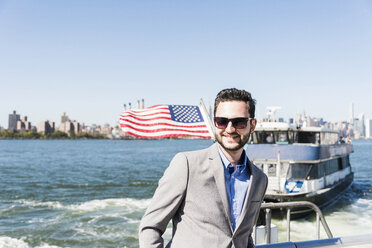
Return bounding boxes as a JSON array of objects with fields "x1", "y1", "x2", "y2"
[
  {"x1": 255, "y1": 201, "x2": 372, "y2": 247},
  {"x1": 255, "y1": 201, "x2": 333, "y2": 245},
  {"x1": 256, "y1": 233, "x2": 372, "y2": 248}
]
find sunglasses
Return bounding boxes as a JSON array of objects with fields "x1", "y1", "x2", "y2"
[{"x1": 214, "y1": 117, "x2": 253, "y2": 129}]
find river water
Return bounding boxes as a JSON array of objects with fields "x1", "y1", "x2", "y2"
[{"x1": 0, "y1": 139, "x2": 371, "y2": 247}]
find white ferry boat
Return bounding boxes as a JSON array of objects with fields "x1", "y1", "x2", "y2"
[{"x1": 246, "y1": 121, "x2": 354, "y2": 217}]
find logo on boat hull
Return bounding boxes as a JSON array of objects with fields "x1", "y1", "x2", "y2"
[{"x1": 285, "y1": 180, "x2": 303, "y2": 193}]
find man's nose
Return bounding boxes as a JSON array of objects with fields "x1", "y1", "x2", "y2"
[{"x1": 225, "y1": 121, "x2": 236, "y2": 132}]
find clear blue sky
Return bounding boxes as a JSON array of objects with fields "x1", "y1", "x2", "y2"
[{"x1": 1, "y1": 0, "x2": 371, "y2": 128}]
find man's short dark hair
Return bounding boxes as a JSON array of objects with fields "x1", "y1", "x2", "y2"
[{"x1": 214, "y1": 88, "x2": 256, "y2": 118}]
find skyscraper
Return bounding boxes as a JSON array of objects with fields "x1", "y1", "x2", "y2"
[
  {"x1": 350, "y1": 103, "x2": 354, "y2": 126},
  {"x1": 354, "y1": 113, "x2": 365, "y2": 138},
  {"x1": 8, "y1": 111, "x2": 20, "y2": 131},
  {"x1": 366, "y1": 119, "x2": 372, "y2": 138}
]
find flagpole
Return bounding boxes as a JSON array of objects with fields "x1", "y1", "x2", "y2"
[{"x1": 199, "y1": 98, "x2": 216, "y2": 141}]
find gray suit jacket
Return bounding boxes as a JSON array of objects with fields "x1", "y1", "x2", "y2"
[{"x1": 139, "y1": 143, "x2": 268, "y2": 248}]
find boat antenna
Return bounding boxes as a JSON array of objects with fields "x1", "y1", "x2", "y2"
[{"x1": 266, "y1": 106, "x2": 281, "y2": 121}]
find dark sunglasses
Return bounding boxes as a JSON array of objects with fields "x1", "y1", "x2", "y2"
[{"x1": 214, "y1": 117, "x2": 253, "y2": 129}]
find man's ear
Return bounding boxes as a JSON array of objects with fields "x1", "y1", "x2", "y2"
[{"x1": 250, "y1": 119, "x2": 257, "y2": 133}]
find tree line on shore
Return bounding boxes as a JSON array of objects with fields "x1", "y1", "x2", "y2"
[{"x1": 0, "y1": 130, "x2": 107, "y2": 139}]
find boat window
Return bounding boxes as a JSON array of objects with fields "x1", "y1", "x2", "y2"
[
  {"x1": 345, "y1": 155, "x2": 350, "y2": 167},
  {"x1": 253, "y1": 131, "x2": 275, "y2": 144},
  {"x1": 274, "y1": 131, "x2": 289, "y2": 144},
  {"x1": 287, "y1": 163, "x2": 311, "y2": 179},
  {"x1": 315, "y1": 133, "x2": 320, "y2": 144},
  {"x1": 264, "y1": 132, "x2": 274, "y2": 144},
  {"x1": 292, "y1": 131, "x2": 298, "y2": 144},
  {"x1": 252, "y1": 131, "x2": 292, "y2": 144},
  {"x1": 297, "y1": 132, "x2": 319, "y2": 144},
  {"x1": 318, "y1": 162, "x2": 326, "y2": 177},
  {"x1": 338, "y1": 157, "x2": 343, "y2": 170},
  {"x1": 288, "y1": 131, "x2": 295, "y2": 144},
  {"x1": 280, "y1": 163, "x2": 289, "y2": 177},
  {"x1": 338, "y1": 156, "x2": 350, "y2": 169},
  {"x1": 326, "y1": 159, "x2": 338, "y2": 175},
  {"x1": 267, "y1": 164, "x2": 276, "y2": 177},
  {"x1": 306, "y1": 164, "x2": 319, "y2": 179}
]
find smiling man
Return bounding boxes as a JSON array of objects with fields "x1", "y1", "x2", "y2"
[{"x1": 139, "y1": 88, "x2": 268, "y2": 248}]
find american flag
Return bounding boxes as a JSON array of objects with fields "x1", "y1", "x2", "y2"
[{"x1": 119, "y1": 104, "x2": 212, "y2": 139}]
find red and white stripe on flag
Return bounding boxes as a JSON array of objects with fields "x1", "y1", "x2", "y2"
[{"x1": 119, "y1": 104, "x2": 212, "y2": 139}]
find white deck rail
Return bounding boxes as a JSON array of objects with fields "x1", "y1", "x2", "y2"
[
  {"x1": 257, "y1": 201, "x2": 333, "y2": 244},
  {"x1": 256, "y1": 234, "x2": 372, "y2": 248},
  {"x1": 256, "y1": 201, "x2": 372, "y2": 247}
]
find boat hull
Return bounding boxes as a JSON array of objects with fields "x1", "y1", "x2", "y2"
[{"x1": 264, "y1": 172, "x2": 354, "y2": 219}]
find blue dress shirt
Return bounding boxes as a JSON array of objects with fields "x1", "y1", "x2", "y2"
[{"x1": 218, "y1": 146, "x2": 251, "y2": 231}]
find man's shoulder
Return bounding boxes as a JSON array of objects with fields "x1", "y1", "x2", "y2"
[
  {"x1": 183, "y1": 143, "x2": 216, "y2": 155},
  {"x1": 177, "y1": 143, "x2": 217, "y2": 161}
]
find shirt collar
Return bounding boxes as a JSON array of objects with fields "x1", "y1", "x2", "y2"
[{"x1": 217, "y1": 144, "x2": 247, "y2": 169}]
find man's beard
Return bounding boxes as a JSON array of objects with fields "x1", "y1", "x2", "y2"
[{"x1": 216, "y1": 132, "x2": 250, "y2": 151}]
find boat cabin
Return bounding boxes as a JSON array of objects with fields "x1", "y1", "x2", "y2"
[{"x1": 250, "y1": 122, "x2": 339, "y2": 145}]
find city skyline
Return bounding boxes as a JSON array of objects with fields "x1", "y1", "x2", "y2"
[
  {"x1": 1, "y1": 1, "x2": 371, "y2": 127},
  {"x1": 1, "y1": 104, "x2": 367, "y2": 130}
]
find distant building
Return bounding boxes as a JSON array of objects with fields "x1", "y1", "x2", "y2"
[
  {"x1": 59, "y1": 113, "x2": 80, "y2": 135},
  {"x1": 350, "y1": 103, "x2": 354, "y2": 126},
  {"x1": 354, "y1": 114, "x2": 365, "y2": 138},
  {"x1": 37, "y1": 121, "x2": 55, "y2": 134},
  {"x1": 60, "y1": 121, "x2": 80, "y2": 134},
  {"x1": 8, "y1": 111, "x2": 20, "y2": 131},
  {"x1": 101, "y1": 123, "x2": 112, "y2": 135},
  {"x1": 59, "y1": 121, "x2": 74, "y2": 133},
  {"x1": 335, "y1": 121, "x2": 350, "y2": 138},
  {"x1": 72, "y1": 120, "x2": 81, "y2": 133},
  {"x1": 366, "y1": 119, "x2": 372, "y2": 139},
  {"x1": 17, "y1": 116, "x2": 32, "y2": 132},
  {"x1": 61, "y1": 112, "x2": 69, "y2": 124},
  {"x1": 111, "y1": 122, "x2": 127, "y2": 139},
  {"x1": 307, "y1": 117, "x2": 322, "y2": 127}
]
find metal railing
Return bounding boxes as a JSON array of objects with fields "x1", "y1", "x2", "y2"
[
  {"x1": 254, "y1": 201, "x2": 372, "y2": 247},
  {"x1": 256, "y1": 233, "x2": 372, "y2": 248},
  {"x1": 255, "y1": 201, "x2": 333, "y2": 244}
]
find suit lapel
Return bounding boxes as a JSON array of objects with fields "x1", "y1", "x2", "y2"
[{"x1": 209, "y1": 143, "x2": 233, "y2": 233}]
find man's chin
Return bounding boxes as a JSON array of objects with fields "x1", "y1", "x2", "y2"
[{"x1": 220, "y1": 142, "x2": 244, "y2": 152}]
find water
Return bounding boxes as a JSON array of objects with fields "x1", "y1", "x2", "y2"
[{"x1": 0, "y1": 139, "x2": 371, "y2": 247}]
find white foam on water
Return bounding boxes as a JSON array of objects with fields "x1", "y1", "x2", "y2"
[
  {"x1": 36, "y1": 245, "x2": 61, "y2": 248},
  {"x1": 11, "y1": 199, "x2": 64, "y2": 209},
  {"x1": 0, "y1": 237, "x2": 62, "y2": 248},
  {"x1": 273, "y1": 218, "x2": 318, "y2": 242},
  {"x1": 351, "y1": 198, "x2": 372, "y2": 212},
  {"x1": 10, "y1": 198, "x2": 151, "y2": 212},
  {"x1": 67, "y1": 198, "x2": 151, "y2": 212},
  {"x1": 25, "y1": 217, "x2": 45, "y2": 224},
  {"x1": 73, "y1": 225, "x2": 128, "y2": 240},
  {"x1": 324, "y1": 198, "x2": 372, "y2": 238},
  {"x1": 0, "y1": 236, "x2": 29, "y2": 248}
]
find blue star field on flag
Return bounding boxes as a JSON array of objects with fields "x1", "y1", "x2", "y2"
[{"x1": 168, "y1": 105, "x2": 205, "y2": 123}]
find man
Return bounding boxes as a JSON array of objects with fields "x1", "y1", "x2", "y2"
[{"x1": 139, "y1": 88, "x2": 268, "y2": 248}]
